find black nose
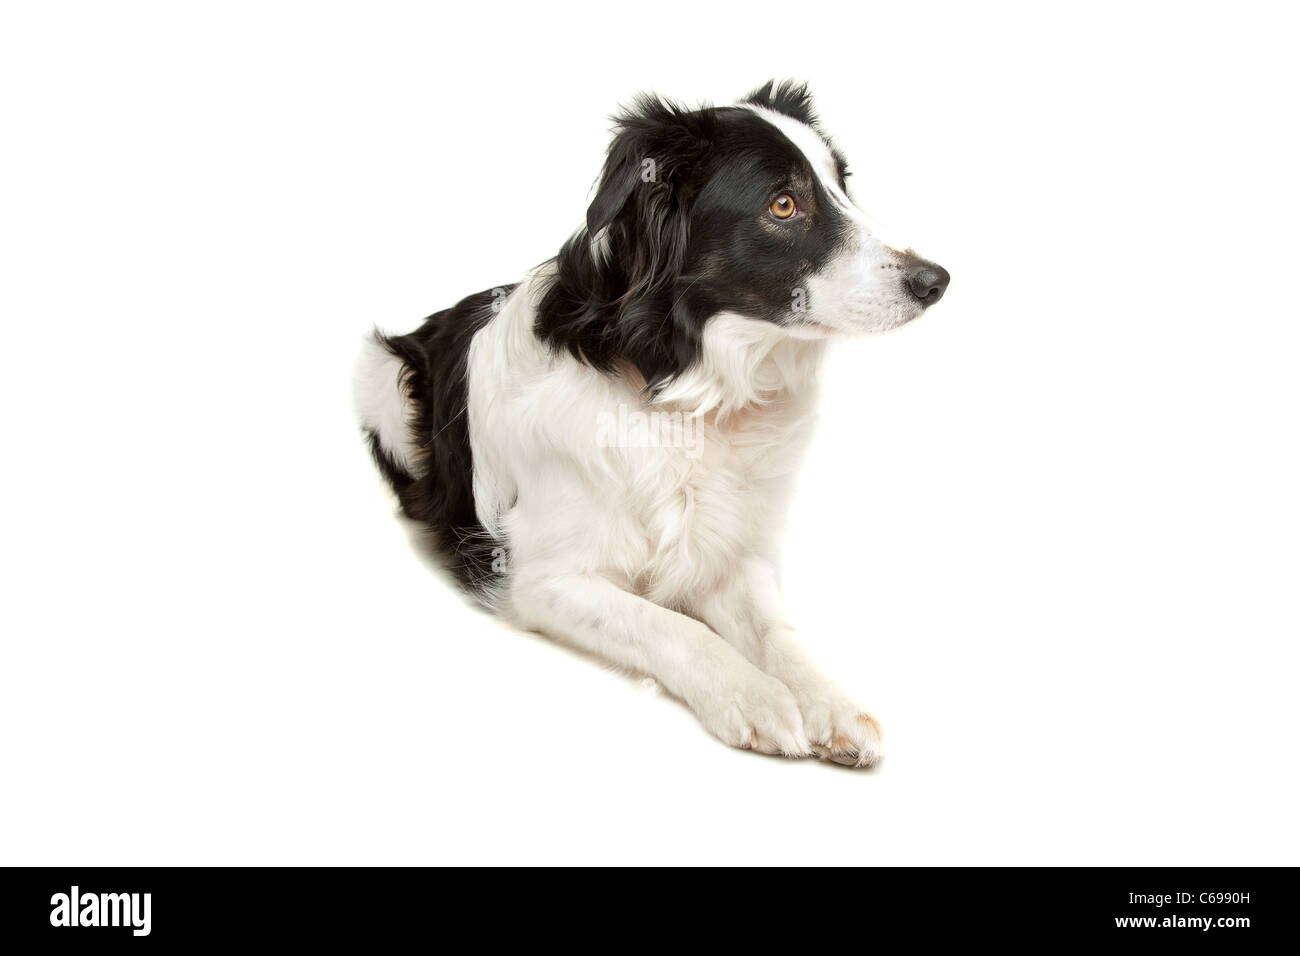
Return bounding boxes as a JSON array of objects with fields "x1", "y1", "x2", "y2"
[{"x1": 904, "y1": 258, "x2": 950, "y2": 307}]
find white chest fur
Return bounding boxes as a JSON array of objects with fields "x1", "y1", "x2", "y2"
[
  {"x1": 467, "y1": 278, "x2": 825, "y2": 606},
  {"x1": 614, "y1": 395, "x2": 816, "y2": 603}
]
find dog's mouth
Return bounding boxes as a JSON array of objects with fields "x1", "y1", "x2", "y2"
[
  {"x1": 786, "y1": 309, "x2": 917, "y2": 338},
  {"x1": 781, "y1": 318, "x2": 841, "y2": 340}
]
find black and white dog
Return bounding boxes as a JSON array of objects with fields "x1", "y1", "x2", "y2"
[{"x1": 356, "y1": 82, "x2": 949, "y2": 766}]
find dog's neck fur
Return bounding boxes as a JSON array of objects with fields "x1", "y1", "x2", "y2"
[{"x1": 651, "y1": 312, "x2": 827, "y2": 421}]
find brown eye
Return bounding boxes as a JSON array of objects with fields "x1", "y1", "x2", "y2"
[{"x1": 769, "y1": 194, "x2": 797, "y2": 220}]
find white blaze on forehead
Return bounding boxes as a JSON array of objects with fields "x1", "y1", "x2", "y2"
[
  {"x1": 743, "y1": 105, "x2": 847, "y2": 207},
  {"x1": 741, "y1": 104, "x2": 912, "y2": 253}
]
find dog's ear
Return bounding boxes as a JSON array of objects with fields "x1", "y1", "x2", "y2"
[
  {"x1": 585, "y1": 97, "x2": 714, "y2": 298},
  {"x1": 740, "y1": 79, "x2": 817, "y2": 126},
  {"x1": 585, "y1": 130, "x2": 646, "y2": 237}
]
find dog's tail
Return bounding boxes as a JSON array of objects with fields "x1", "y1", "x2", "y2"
[{"x1": 353, "y1": 330, "x2": 423, "y2": 497}]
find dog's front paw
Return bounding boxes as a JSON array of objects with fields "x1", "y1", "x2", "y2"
[
  {"x1": 798, "y1": 689, "x2": 883, "y2": 769},
  {"x1": 698, "y1": 672, "x2": 812, "y2": 758}
]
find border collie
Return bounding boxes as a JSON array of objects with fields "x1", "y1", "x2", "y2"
[{"x1": 355, "y1": 81, "x2": 949, "y2": 767}]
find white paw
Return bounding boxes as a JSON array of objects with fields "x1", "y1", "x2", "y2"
[
  {"x1": 699, "y1": 672, "x2": 812, "y2": 758},
  {"x1": 797, "y1": 689, "x2": 883, "y2": 769}
]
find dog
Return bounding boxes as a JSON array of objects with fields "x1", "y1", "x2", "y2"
[{"x1": 355, "y1": 81, "x2": 949, "y2": 767}]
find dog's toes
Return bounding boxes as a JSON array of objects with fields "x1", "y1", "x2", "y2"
[
  {"x1": 809, "y1": 711, "x2": 883, "y2": 769},
  {"x1": 703, "y1": 673, "x2": 812, "y2": 759}
]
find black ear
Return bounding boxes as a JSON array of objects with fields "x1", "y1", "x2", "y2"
[
  {"x1": 584, "y1": 96, "x2": 715, "y2": 297},
  {"x1": 741, "y1": 79, "x2": 818, "y2": 126},
  {"x1": 536, "y1": 96, "x2": 717, "y2": 391},
  {"x1": 586, "y1": 129, "x2": 646, "y2": 235}
]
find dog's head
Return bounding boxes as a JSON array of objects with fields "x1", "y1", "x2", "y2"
[{"x1": 539, "y1": 81, "x2": 949, "y2": 387}]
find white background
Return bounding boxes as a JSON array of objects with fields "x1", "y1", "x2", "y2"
[{"x1": 2, "y1": 1, "x2": 1297, "y2": 865}]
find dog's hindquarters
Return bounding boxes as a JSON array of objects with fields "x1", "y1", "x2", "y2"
[{"x1": 354, "y1": 286, "x2": 513, "y2": 593}]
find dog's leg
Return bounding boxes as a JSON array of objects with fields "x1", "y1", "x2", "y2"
[
  {"x1": 693, "y1": 560, "x2": 882, "y2": 768},
  {"x1": 509, "y1": 573, "x2": 811, "y2": 757}
]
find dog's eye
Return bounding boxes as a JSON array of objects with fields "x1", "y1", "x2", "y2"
[{"x1": 769, "y1": 194, "x2": 797, "y2": 220}]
